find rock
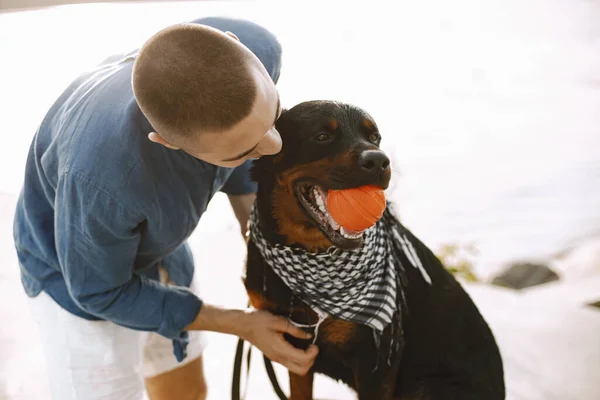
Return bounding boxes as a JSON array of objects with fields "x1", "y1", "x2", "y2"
[{"x1": 491, "y1": 262, "x2": 560, "y2": 290}]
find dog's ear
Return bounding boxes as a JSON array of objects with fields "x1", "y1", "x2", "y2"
[
  {"x1": 250, "y1": 147, "x2": 287, "y2": 183},
  {"x1": 249, "y1": 154, "x2": 275, "y2": 183}
]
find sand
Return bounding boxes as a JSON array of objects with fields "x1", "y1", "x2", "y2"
[{"x1": 1, "y1": 1, "x2": 599, "y2": 399}]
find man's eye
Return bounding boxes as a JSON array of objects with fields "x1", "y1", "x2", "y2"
[{"x1": 314, "y1": 133, "x2": 332, "y2": 142}]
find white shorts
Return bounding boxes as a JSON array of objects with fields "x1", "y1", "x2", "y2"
[{"x1": 27, "y1": 272, "x2": 208, "y2": 400}]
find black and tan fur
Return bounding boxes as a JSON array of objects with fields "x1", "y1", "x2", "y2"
[{"x1": 243, "y1": 101, "x2": 505, "y2": 400}]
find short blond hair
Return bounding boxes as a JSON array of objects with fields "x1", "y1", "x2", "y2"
[{"x1": 132, "y1": 23, "x2": 257, "y2": 141}]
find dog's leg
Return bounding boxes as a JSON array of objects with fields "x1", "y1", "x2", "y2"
[
  {"x1": 289, "y1": 372, "x2": 314, "y2": 400},
  {"x1": 353, "y1": 358, "x2": 400, "y2": 400},
  {"x1": 395, "y1": 379, "x2": 504, "y2": 400},
  {"x1": 355, "y1": 374, "x2": 397, "y2": 400}
]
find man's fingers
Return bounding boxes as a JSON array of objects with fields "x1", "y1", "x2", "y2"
[
  {"x1": 287, "y1": 361, "x2": 311, "y2": 376},
  {"x1": 281, "y1": 352, "x2": 315, "y2": 376},
  {"x1": 254, "y1": 313, "x2": 320, "y2": 376},
  {"x1": 269, "y1": 354, "x2": 310, "y2": 376},
  {"x1": 295, "y1": 344, "x2": 319, "y2": 366},
  {"x1": 268, "y1": 338, "x2": 318, "y2": 374},
  {"x1": 271, "y1": 316, "x2": 312, "y2": 340},
  {"x1": 305, "y1": 344, "x2": 319, "y2": 359},
  {"x1": 274, "y1": 336, "x2": 317, "y2": 362}
]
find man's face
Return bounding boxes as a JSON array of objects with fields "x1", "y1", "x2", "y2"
[{"x1": 184, "y1": 65, "x2": 283, "y2": 168}]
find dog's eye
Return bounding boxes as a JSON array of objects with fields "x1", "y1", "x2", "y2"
[
  {"x1": 369, "y1": 133, "x2": 381, "y2": 143},
  {"x1": 314, "y1": 132, "x2": 332, "y2": 142}
]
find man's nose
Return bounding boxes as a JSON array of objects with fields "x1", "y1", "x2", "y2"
[{"x1": 257, "y1": 127, "x2": 282, "y2": 156}]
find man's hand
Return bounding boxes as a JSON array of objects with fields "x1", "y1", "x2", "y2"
[
  {"x1": 238, "y1": 309, "x2": 319, "y2": 376},
  {"x1": 186, "y1": 304, "x2": 319, "y2": 376}
]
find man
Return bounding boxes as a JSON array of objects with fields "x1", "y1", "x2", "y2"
[{"x1": 13, "y1": 17, "x2": 318, "y2": 400}]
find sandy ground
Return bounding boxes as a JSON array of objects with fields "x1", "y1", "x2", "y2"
[{"x1": 1, "y1": 0, "x2": 600, "y2": 399}]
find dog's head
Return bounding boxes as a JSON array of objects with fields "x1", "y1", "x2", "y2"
[{"x1": 251, "y1": 100, "x2": 391, "y2": 252}]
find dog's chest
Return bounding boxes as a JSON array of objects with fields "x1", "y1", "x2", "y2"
[
  {"x1": 244, "y1": 248, "x2": 368, "y2": 354},
  {"x1": 285, "y1": 313, "x2": 371, "y2": 386},
  {"x1": 245, "y1": 243, "x2": 406, "y2": 389},
  {"x1": 315, "y1": 318, "x2": 374, "y2": 365},
  {"x1": 288, "y1": 309, "x2": 364, "y2": 351}
]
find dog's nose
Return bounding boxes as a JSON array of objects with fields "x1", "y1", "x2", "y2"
[{"x1": 359, "y1": 150, "x2": 390, "y2": 173}]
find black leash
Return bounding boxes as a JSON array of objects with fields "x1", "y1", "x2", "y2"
[
  {"x1": 231, "y1": 337, "x2": 248, "y2": 400},
  {"x1": 262, "y1": 351, "x2": 288, "y2": 399},
  {"x1": 231, "y1": 336, "x2": 288, "y2": 400},
  {"x1": 231, "y1": 298, "x2": 287, "y2": 400}
]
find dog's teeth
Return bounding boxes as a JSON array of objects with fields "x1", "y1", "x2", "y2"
[
  {"x1": 316, "y1": 194, "x2": 324, "y2": 209},
  {"x1": 318, "y1": 202, "x2": 327, "y2": 214},
  {"x1": 340, "y1": 226, "x2": 361, "y2": 239},
  {"x1": 327, "y1": 214, "x2": 340, "y2": 230},
  {"x1": 340, "y1": 227, "x2": 350, "y2": 239},
  {"x1": 313, "y1": 187, "x2": 319, "y2": 199},
  {"x1": 312, "y1": 187, "x2": 330, "y2": 215}
]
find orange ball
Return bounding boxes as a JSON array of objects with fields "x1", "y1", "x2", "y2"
[{"x1": 327, "y1": 185, "x2": 386, "y2": 232}]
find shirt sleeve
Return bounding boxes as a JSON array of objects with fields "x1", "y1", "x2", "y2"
[
  {"x1": 220, "y1": 159, "x2": 258, "y2": 195},
  {"x1": 54, "y1": 173, "x2": 203, "y2": 340}
]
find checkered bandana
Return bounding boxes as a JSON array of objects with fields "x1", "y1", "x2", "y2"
[{"x1": 249, "y1": 203, "x2": 430, "y2": 337}]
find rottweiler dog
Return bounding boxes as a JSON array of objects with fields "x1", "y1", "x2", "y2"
[{"x1": 243, "y1": 100, "x2": 505, "y2": 400}]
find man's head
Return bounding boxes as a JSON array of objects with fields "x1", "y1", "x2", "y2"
[{"x1": 132, "y1": 23, "x2": 282, "y2": 167}]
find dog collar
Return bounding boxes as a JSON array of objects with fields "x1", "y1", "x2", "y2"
[
  {"x1": 249, "y1": 203, "x2": 400, "y2": 333},
  {"x1": 288, "y1": 307, "x2": 328, "y2": 345},
  {"x1": 249, "y1": 201, "x2": 432, "y2": 367}
]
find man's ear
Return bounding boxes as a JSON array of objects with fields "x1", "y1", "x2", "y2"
[
  {"x1": 148, "y1": 132, "x2": 180, "y2": 150},
  {"x1": 225, "y1": 31, "x2": 240, "y2": 42}
]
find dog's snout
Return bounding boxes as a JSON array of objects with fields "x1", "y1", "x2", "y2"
[{"x1": 359, "y1": 150, "x2": 390, "y2": 173}]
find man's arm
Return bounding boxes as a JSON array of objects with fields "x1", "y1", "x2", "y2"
[
  {"x1": 220, "y1": 159, "x2": 257, "y2": 238},
  {"x1": 55, "y1": 173, "x2": 202, "y2": 341},
  {"x1": 228, "y1": 192, "x2": 256, "y2": 239},
  {"x1": 185, "y1": 302, "x2": 317, "y2": 376},
  {"x1": 56, "y1": 173, "x2": 317, "y2": 374},
  {"x1": 186, "y1": 197, "x2": 321, "y2": 376}
]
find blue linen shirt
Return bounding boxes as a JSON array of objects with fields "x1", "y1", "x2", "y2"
[{"x1": 12, "y1": 51, "x2": 259, "y2": 362}]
